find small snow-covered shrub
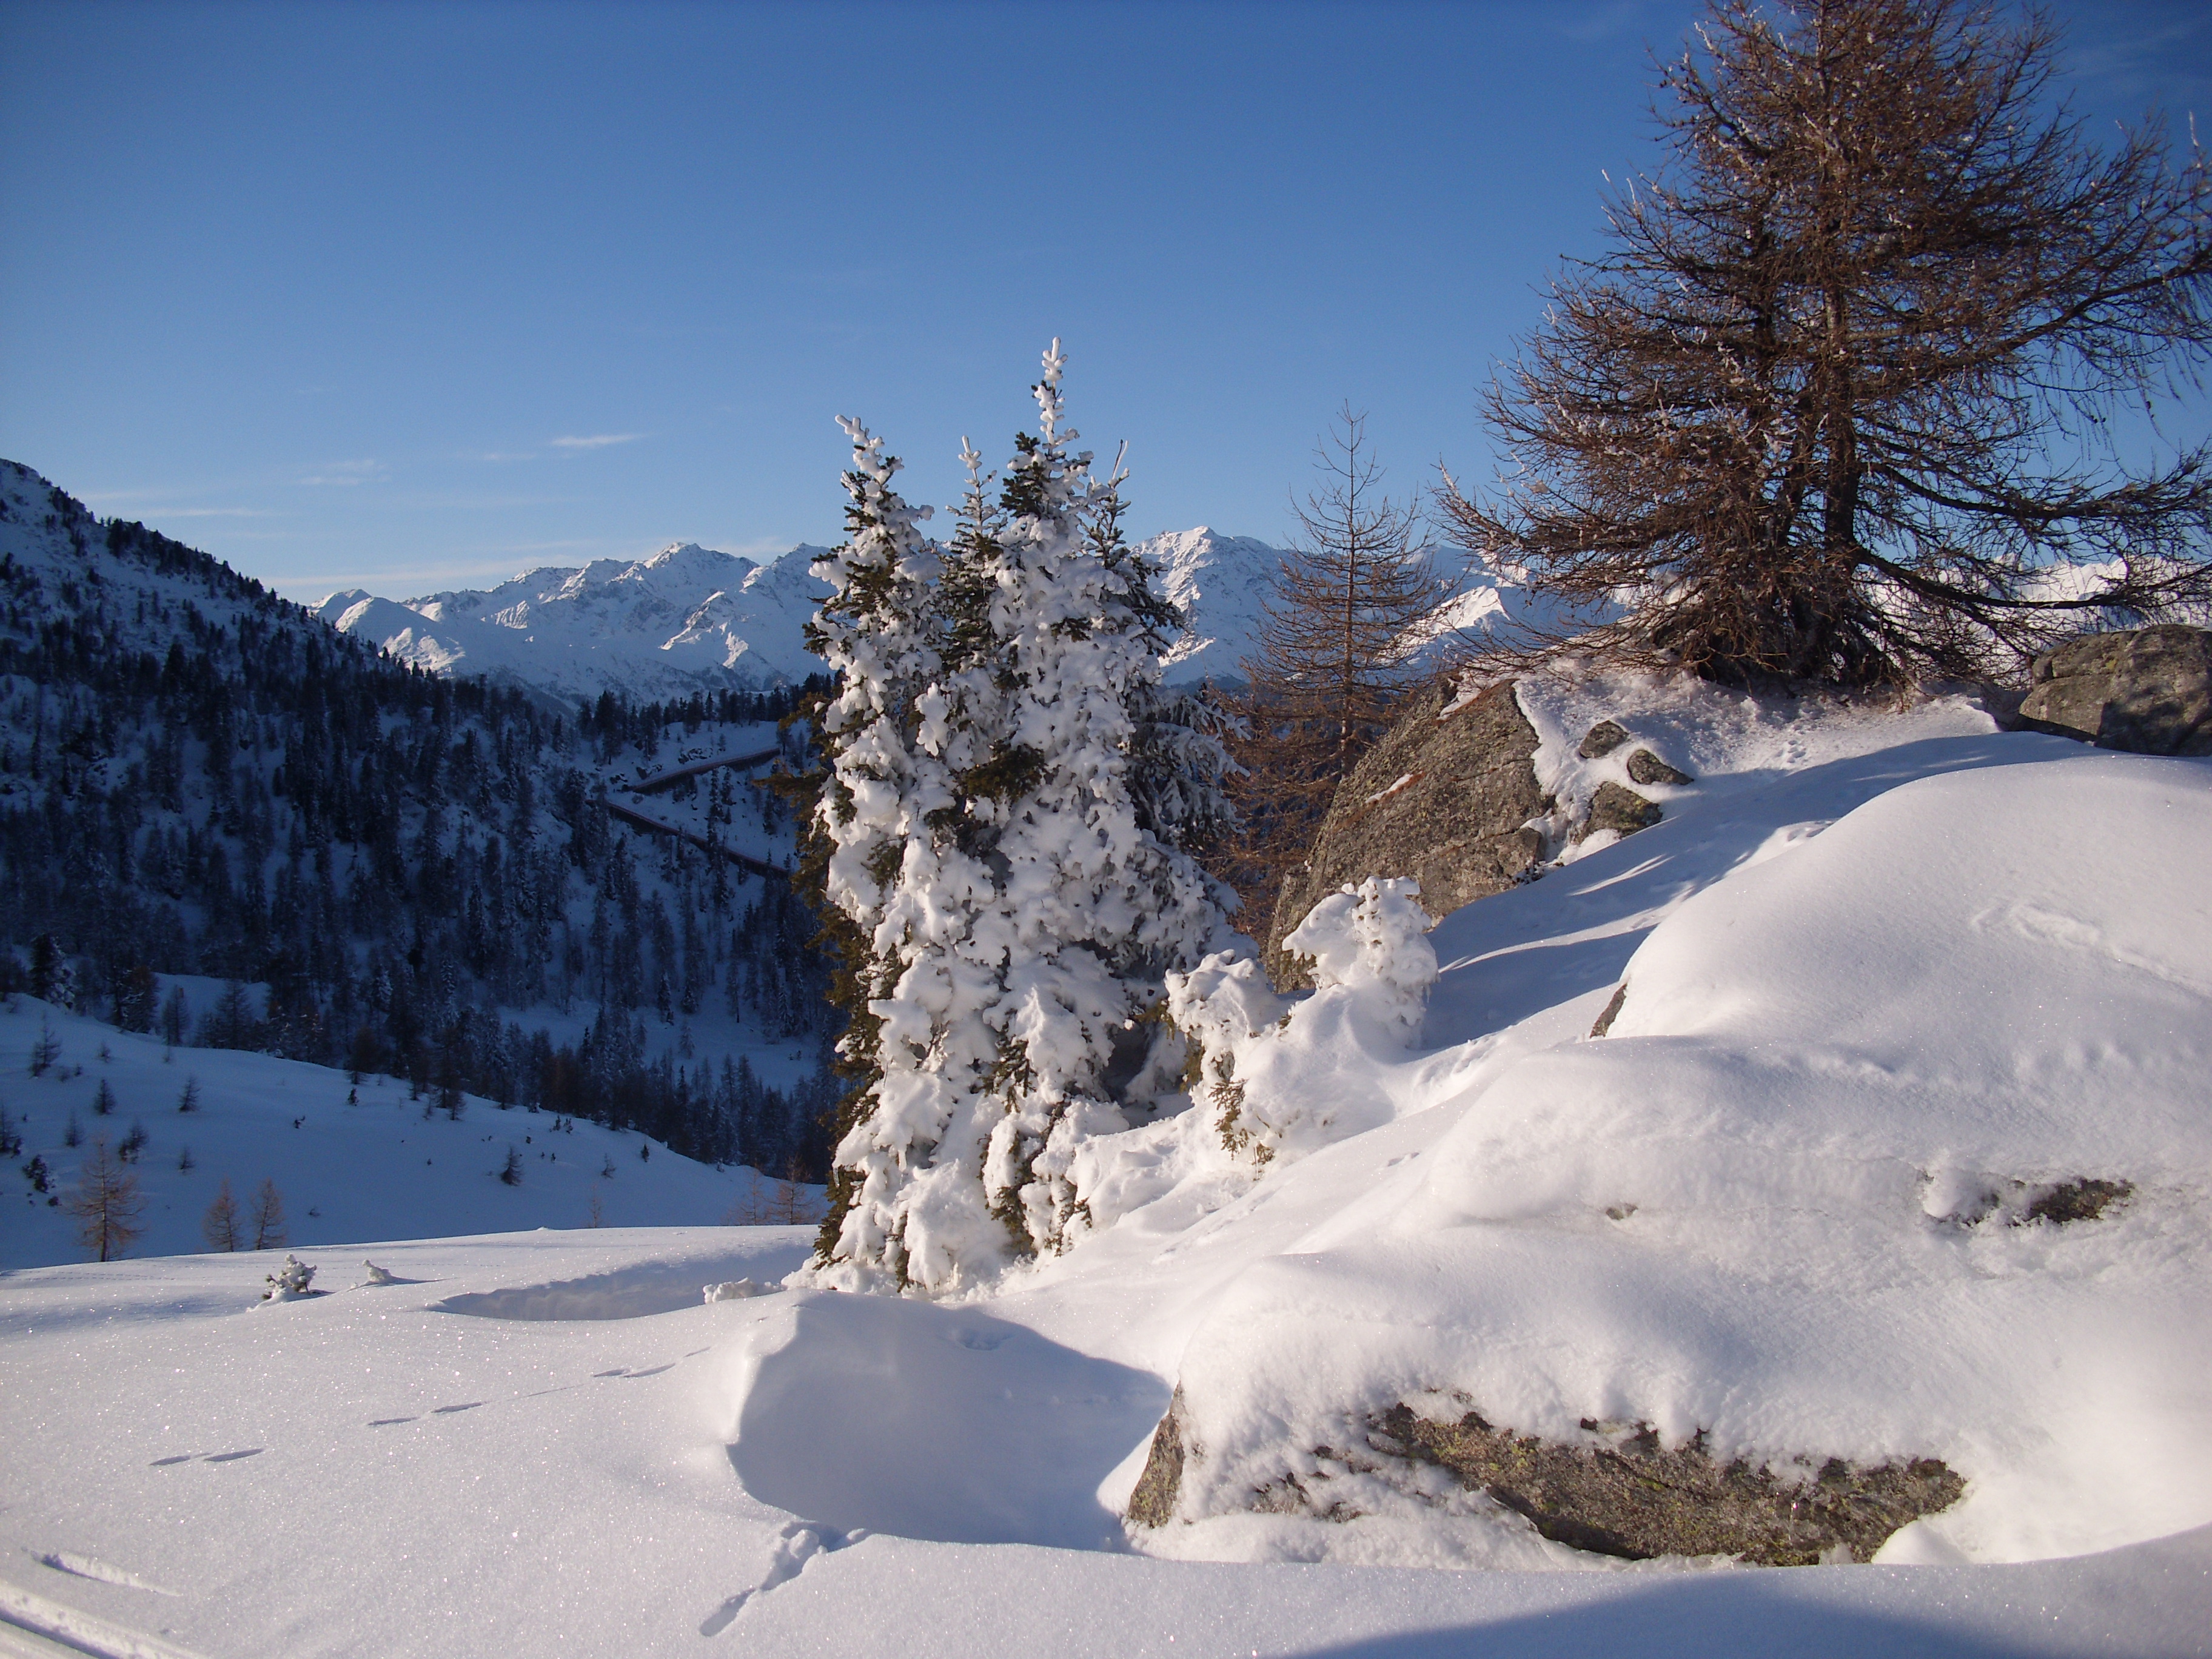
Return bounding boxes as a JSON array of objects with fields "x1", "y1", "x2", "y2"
[
  {"x1": 1164, "y1": 877, "x2": 1438, "y2": 1167},
  {"x1": 261, "y1": 1255, "x2": 314, "y2": 1301},
  {"x1": 1281, "y1": 876, "x2": 1439, "y2": 1042},
  {"x1": 1164, "y1": 951, "x2": 1289, "y2": 1154}
]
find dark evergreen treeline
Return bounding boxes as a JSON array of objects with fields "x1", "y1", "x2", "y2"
[{"x1": 0, "y1": 479, "x2": 839, "y2": 1178}]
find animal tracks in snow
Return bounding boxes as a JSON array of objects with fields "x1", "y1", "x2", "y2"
[
  {"x1": 347, "y1": 1350, "x2": 708, "y2": 1434},
  {"x1": 29, "y1": 1551, "x2": 178, "y2": 1597},
  {"x1": 697, "y1": 1521, "x2": 863, "y2": 1637},
  {"x1": 144, "y1": 1449, "x2": 261, "y2": 1468}
]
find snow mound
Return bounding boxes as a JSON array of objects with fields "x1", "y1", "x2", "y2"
[
  {"x1": 1155, "y1": 751, "x2": 2212, "y2": 1566},
  {"x1": 727, "y1": 1290, "x2": 1167, "y2": 1549}
]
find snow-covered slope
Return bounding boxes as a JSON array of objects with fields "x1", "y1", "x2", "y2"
[
  {"x1": 10, "y1": 1226, "x2": 2203, "y2": 1659},
  {"x1": 1138, "y1": 528, "x2": 1289, "y2": 686},
  {"x1": 6, "y1": 675, "x2": 2207, "y2": 1657},
  {"x1": 0, "y1": 997, "x2": 789, "y2": 1265},
  {"x1": 0, "y1": 460, "x2": 839, "y2": 1183},
  {"x1": 1138, "y1": 526, "x2": 1579, "y2": 688}
]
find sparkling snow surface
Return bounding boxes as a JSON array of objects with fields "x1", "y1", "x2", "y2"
[{"x1": 5, "y1": 682, "x2": 2211, "y2": 1656}]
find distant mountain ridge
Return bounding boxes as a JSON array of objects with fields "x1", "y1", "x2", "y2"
[
  {"x1": 318, "y1": 526, "x2": 1551, "y2": 705},
  {"x1": 316, "y1": 540, "x2": 834, "y2": 707}
]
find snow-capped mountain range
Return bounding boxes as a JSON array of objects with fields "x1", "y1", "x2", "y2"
[
  {"x1": 315, "y1": 541, "x2": 837, "y2": 708},
  {"x1": 317, "y1": 529, "x2": 1557, "y2": 706}
]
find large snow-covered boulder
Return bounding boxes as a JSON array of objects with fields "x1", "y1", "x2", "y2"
[{"x1": 1134, "y1": 751, "x2": 2212, "y2": 1566}]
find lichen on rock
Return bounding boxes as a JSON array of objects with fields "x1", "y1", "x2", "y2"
[
  {"x1": 1367, "y1": 1405, "x2": 1964, "y2": 1565},
  {"x1": 1579, "y1": 780, "x2": 1662, "y2": 842},
  {"x1": 1126, "y1": 1390, "x2": 1966, "y2": 1566}
]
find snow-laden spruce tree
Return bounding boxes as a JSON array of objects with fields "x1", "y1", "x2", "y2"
[
  {"x1": 800, "y1": 421, "x2": 968, "y2": 1273},
  {"x1": 807, "y1": 343, "x2": 1233, "y2": 1293}
]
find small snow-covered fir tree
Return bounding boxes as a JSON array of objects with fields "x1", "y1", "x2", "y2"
[
  {"x1": 808, "y1": 343, "x2": 1233, "y2": 1293},
  {"x1": 964, "y1": 346, "x2": 1230, "y2": 1258}
]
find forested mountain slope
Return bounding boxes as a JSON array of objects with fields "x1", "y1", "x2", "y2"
[{"x1": 0, "y1": 460, "x2": 837, "y2": 1179}]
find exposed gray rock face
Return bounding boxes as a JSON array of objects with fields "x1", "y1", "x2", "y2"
[
  {"x1": 1264, "y1": 682, "x2": 1548, "y2": 987},
  {"x1": 2015, "y1": 625, "x2": 2212, "y2": 755},
  {"x1": 1125, "y1": 1387, "x2": 1186, "y2": 1530},
  {"x1": 1580, "y1": 781, "x2": 1662, "y2": 842},
  {"x1": 1124, "y1": 1394, "x2": 1965, "y2": 1566},
  {"x1": 1626, "y1": 748, "x2": 1693, "y2": 787},
  {"x1": 1366, "y1": 1406, "x2": 1962, "y2": 1565},
  {"x1": 1588, "y1": 985, "x2": 1627, "y2": 1037}
]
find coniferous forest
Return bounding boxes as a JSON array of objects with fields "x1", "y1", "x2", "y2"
[{"x1": 0, "y1": 466, "x2": 840, "y2": 1178}]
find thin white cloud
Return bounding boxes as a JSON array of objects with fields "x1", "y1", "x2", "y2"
[
  {"x1": 299, "y1": 460, "x2": 387, "y2": 487},
  {"x1": 549, "y1": 433, "x2": 645, "y2": 451},
  {"x1": 80, "y1": 494, "x2": 275, "y2": 519}
]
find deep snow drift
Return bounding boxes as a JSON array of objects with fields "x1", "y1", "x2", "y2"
[{"x1": 4, "y1": 677, "x2": 2209, "y2": 1657}]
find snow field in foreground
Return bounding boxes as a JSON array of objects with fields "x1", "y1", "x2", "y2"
[
  {"x1": 4, "y1": 683, "x2": 2210, "y2": 1655},
  {"x1": 993, "y1": 700, "x2": 2211, "y2": 1576},
  {"x1": 2, "y1": 1231, "x2": 2207, "y2": 1658}
]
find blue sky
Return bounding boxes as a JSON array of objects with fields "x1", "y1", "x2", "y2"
[{"x1": 3, "y1": 0, "x2": 2207, "y2": 602}]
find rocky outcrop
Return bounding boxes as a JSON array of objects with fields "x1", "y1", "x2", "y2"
[
  {"x1": 2015, "y1": 625, "x2": 2212, "y2": 755},
  {"x1": 1125, "y1": 1387, "x2": 1187, "y2": 1529},
  {"x1": 1366, "y1": 1407, "x2": 1962, "y2": 1565},
  {"x1": 1264, "y1": 682, "x2": 1548, "y2": 986},
  {"x1": 1578, "y1": 719, "x2": 1631, "y2": 759},
  {"x1": 1124, "y1": 1395, "x2": 1965, "y2": 1566}
]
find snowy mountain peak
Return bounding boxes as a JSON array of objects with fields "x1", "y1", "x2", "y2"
[{"x1": 1133, "y1": 527, "x2": 1293, "y2": 686}]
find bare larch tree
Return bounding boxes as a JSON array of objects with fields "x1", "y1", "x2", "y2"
[
  {"x1": 62, "y1": 1137, "x2": 145, "y2": 1262},
  {"x1": 1441, "y1": 0, "x2": 2212, "y2": 686},
  {"x1": 1221, "y1": 408, "x2": 1441, "y2": 916}
]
